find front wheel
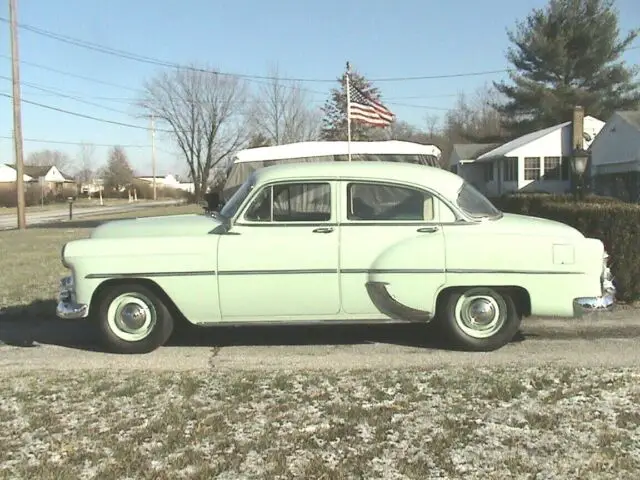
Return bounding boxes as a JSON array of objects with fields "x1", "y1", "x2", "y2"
[
  {"x1": 437, "y1": 287, "x2": 521, "y2": 351},
  {"x1": 97, "y1": 283, "x2": 174, "y2": 354}
]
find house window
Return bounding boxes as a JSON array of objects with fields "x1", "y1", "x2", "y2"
[
  {"x1": 503, "y1": 157, "x2": 518, "y2": 182},
  {"x1": 524, "y1": 157, "x2": 541, "y2": 180},
  {"x1": 244, "y1": 182, "x2": 331, "y2": 222},
  {"x1": 544, "y1": 156, "x2": 561, "y2": 180},
  {"x1": 483, "y1": 163, "x2": 494, "y2": 182},
  {"x1": 561, "y1": 156, "x2": 570, "y2": 181}
]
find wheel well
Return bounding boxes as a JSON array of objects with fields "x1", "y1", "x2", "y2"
[
  {"x1": 90, "y1": 278, "x2": 189, "y2": 325},
  {"x1": 436, "y1": 285, "x2": 531, "y2": 318}
]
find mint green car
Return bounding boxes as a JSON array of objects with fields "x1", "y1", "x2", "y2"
[{"x1": 56, "y1": 161, "x2": 616, "y2": 354}]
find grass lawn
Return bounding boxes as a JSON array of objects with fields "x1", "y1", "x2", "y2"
[
  {"x1": 0, "y1": 204, "x2": 201, "y2": 316},
  {"x1": 0, "y1": 367, "x2": 639, "y2": 479}
]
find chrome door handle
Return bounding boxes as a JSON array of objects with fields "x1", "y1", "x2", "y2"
[
  {"x1": 312, "y1": 227, "x2": 334, "y2": 233},
  {"x1": 417, "y1": 226, "x2": 439, "y2": 233}
]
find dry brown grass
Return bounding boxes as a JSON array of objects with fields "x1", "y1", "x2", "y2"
[
  {"x1": 0, "y1": 367, "x2": 638, "y2": 479},
  {"x1": 0, "y1": 204, "x2": 201, "y2": 316}
]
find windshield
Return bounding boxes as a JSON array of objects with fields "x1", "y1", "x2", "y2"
[
  {"x1": 219, "y1": 176, "x2": 255, "y2": 219},
  {"x1": 456, "y1": 182, "x2": 502, "y2": 220}
]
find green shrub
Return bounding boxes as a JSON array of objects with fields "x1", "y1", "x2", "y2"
[{"x1": 491, "y1": 194, "x2": 640, "y2": 302}]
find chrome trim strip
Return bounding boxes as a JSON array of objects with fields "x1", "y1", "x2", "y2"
[
  {"x1": 447, "y1": 269, "x2": 584, "y2": 275},
  {"x1": 218, "y1": 269, "x2": 337, "y2": 276},
  {"x1": 86, "y1": 268, "x2": 585, "y2": 279},
  {"x1": 85, "y1": 271, "x2": 216, "y2": 279},
  {"x1": 341, "y1": 268, "x2": 444, "y2": 274}
]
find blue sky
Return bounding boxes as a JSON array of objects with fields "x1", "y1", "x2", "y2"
[{"x1": 1, "y1": 0, "x2": 638, "y2": 176}]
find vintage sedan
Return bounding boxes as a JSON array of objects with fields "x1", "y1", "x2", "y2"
[{"x1": 56, "y1": 161, "x2": 616, "y2": 354}]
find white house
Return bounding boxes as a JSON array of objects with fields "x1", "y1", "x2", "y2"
[
  {"x1": 450, "y1": 107, "x2": 605, "y2": 196},
  {"x1": 0, "y1": 164, "x2": 34, "y2": 183},
  {"x1": 136, "y1": 174, "x2": 195, "y2": 193},
  {"x1": 589, "y1": 110, "x2": 640, "y2": 201}
]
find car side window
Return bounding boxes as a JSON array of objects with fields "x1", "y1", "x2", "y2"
[
  {"x1": 347, "y1": 182, "x2": 447, "y2": 222},
  {"x1": 244, "y1": 182, "x2": 331, "y2": 223}
]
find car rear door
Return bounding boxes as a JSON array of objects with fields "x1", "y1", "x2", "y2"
[{"x1": 338, "y1": 180, "x2": 452, "y2": 318}]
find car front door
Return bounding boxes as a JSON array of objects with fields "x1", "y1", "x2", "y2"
[
  {"x1": 338, "y1": 180, "x2": 453, "y2": 318},
  {"x1": 217, "y1": 180, "x2": 340, "y2": 319}
]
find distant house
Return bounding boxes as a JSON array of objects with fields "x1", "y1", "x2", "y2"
[
  {"x1": 449, "y1": 107, "x2": 605, "y2": 196},
  {"x1": 590, "y1": 110, "x2": 640, "y2": 202},
  {"x1": 0, "y1": 164, "x2": 34, "y2": 183},
  {"x1": 135, "y1": 174, "x2": 195, "y2": 193},
  {"x1": 448, "y1": 143, "x2": 501, "y2": 189},
  {"x1": 2, "y1": 164, "x2": 77, "y2": 194}
]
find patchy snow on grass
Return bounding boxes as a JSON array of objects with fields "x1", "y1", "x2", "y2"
[{"x1": 1, "y1": 367, "x2": 639, "y2": 479}]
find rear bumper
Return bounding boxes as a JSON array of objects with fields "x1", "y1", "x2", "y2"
[{"x1": 573, "y1": 261, "x2": 616, "y2": 316}]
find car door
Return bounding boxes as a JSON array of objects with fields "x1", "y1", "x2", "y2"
[
  {"x1": 338, "y1": 180, "x2": 453, "y2": 317},
  {"x1": 216, "y1": 180, "x2": 341, "y2": 319}
]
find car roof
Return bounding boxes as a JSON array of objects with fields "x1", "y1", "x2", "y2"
[{"x1": 252, "y1": 161, "x2": 465, "y2": 199}]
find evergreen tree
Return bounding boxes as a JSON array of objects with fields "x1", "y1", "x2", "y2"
[
  {"x1": 101, "y1": 146, "x2": 134, "y2": 193},
  {"x1": 493, "y1": 0, "x2": 640, "y2": 136},
  {"x1": 321, "y1": 70, "x2": 386, "y2": 140}
]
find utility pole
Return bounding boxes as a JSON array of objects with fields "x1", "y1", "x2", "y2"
[
  {"x1": 150, "y1": 114, "x2": 157, "y2": 200},
  {"x1": 9, "y1": 0, "x2": 26, "y2": 229}
]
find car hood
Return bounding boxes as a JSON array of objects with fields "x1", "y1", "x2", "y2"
[
  {"x1": 490, "y1": 212, "x2": 584, "y2": 239},
  {"x1": 90, "y1": 214, "x2": 223, "y2": 239}
]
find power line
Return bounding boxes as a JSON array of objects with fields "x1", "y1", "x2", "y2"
[
  {"x1": 1, "y1": 17, "x2": 638, "y2": 87},
  {"x1": 0, "y1": 16, "x2": 550, "y2": 83},
  {"x1": 0, "y1": 53, "x2": 141, "y2": 92},
  {"x1": 0, "y1": 92, "x2": 169, "y2": 132},
  {"x1": 0, "y1": 135, "x2": 151, "y2": 148},
  {"x1": 0, "y1": 75, "x2": 134, "y2": 116}
]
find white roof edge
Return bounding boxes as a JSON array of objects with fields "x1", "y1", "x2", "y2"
[
  {"x1": 477, "y1": 115, "x2": 604, "y2": 160},
  {"x1": 233, "y1": 140, "x2": 442, "y2": 163}
]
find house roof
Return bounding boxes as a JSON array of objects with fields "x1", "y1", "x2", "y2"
[
  {"x1": 617, "y1": 110, "x2": 640, "y2": 131},
  {"x1": 6, "y1": 164, "x2": 74, "y2": 181},
  {"x1": 452, "y1": 143, "x2": 501, "y2": 161},
  {"x1": 477, "y1": 115, "x2": 602, "y2": 160},
  {"x1": 9, "y1": 164, "x2": 53, "y2": 177}
]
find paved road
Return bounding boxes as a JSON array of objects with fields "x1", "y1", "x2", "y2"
[
  {"x1": 1, "y1": 311, "x2": 639, "y2": 372},
  {"x1": 0, "y1": 200, "x2": 183, "y2": 230}
]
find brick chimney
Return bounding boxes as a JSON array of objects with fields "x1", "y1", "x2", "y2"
[{"x1": 572, "y1": 105, "x2": 585, "y2": 151}]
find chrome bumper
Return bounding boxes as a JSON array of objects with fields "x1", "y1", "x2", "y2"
[
  {"x1": 55, "y1": 275, "x2": 89, "y2": 320},
  {"x1": 573, "y1": 256, "x2": 616, "y2": 316}
]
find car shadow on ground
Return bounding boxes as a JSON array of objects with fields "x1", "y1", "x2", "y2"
[{"x1": 0, "y1": 299, "x2": 527, "y2": 353}]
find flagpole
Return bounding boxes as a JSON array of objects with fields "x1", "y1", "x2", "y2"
[{"x1": 345, "y1": 61, "x2": 352, "y2": 162}]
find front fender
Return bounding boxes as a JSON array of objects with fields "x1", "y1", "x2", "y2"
[{"x1": 63, "y1": 236, "x2": 220, "y2": 323}]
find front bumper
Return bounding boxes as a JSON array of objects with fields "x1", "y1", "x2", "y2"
[
  {"x1": 573, "y1": 257, "x2": 616, "y2": 316},
  {"x1": 55, "y1": 275, "x2": 89, "y2": 320}
]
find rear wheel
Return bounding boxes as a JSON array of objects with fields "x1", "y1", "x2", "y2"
[
  {"x1": 437, "y1": 287, "x2": 521, "y2": 351},
  {"x1": 97, "y1": 283, "x2": 174, "y2": 354}
]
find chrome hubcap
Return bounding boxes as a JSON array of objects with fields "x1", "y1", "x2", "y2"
[
  {"x1": 468, "y1": 298, "x2": 496, "y2": 325},
  {"x1": 454, "y1": 289, "x2": 506, "y2": 339},
  {"x1": 107, "y1": 293, "x2": 157, "y2": 342},
  {"x1": 119, "y1": 303, "x2": 148, "y2": 331}
]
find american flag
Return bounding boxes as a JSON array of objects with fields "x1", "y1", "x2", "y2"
[{"x1": 348, "y1": 83, "x2": 395, "y2": 127}]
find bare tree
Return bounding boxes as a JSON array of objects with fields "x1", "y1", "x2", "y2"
[
  {"x1": 139, "y1": 65, "x2": 248, "y2": 201},
  {"x1": 248, "y1": 65, "x2": 321, "y2": 145},
  {"x1": 26, "y1": 149, "x2": 73, "y2": 172},
  {"x1": 444, "y1": 83, "x2": 508, "y2": 145},
  {"x1": 75, "y1": 142, "x2": 96, "y2": 184}
]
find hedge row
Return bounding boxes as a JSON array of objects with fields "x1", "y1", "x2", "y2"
[{"x1": 490, "y1": 194, "x2": 640, "y2": 302}]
